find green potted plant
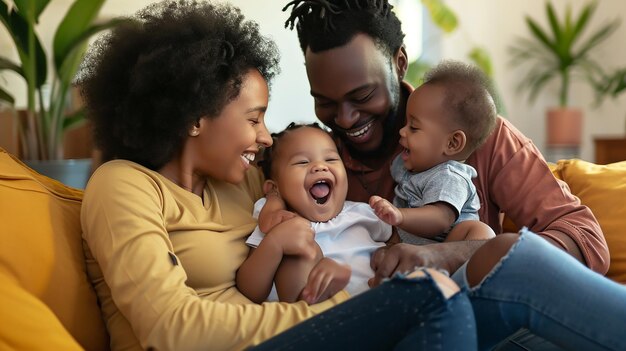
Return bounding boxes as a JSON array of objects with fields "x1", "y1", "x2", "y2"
[
  {"x1": 0, "y1": 0, "x2": 123, "y2": 187},
  {"x1": 509, "y1": 0, "x2": 619, "y2": 147}
]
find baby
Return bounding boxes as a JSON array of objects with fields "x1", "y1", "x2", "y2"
[
  {"x1": 237, "y1": 123, "x2": 392, "y2": 304},
  {"x1": 370, "y1": 60, "x2": 497, "y2": 246}
]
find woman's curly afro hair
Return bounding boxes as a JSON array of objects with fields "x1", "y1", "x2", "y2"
[{"x1": 78, "y1": 0, "x2": 280, "y2": 170}]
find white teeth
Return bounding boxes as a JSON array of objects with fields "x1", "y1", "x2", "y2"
[
  {"x1": 346, "y1": 121, "x2": 373, "y2": 138},
  {"x1": 241, "y1": 153, "x2": 255, "y2": 164}
]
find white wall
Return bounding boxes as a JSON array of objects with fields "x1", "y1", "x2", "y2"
[
  {"x1": 439, "y1": 0, "x2": 626, "y2": 161},
  {"x1": 2, "y1": 0, "x2": 626, "y2": 160},
  {"x1": 0, "y1": 0, "x2": 317, "y2": 134}
]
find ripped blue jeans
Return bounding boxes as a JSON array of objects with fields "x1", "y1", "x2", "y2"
[
  {"x1": 251, "y1": 270, "x2": 477, "y2": 350},
  {"x1": 453, "y1": 229, "x2": 626, "y2": 351}
]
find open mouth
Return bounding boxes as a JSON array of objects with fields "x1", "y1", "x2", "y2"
[
  {"x1": 241, "y1": 152, "x2": 255, "y2": 165},
  {"x1": 345, "y1": 120, "x2": 374, "y2": 140},
  {"x1": 309, "y1": 180, "x2": 332, "y2": 205}
]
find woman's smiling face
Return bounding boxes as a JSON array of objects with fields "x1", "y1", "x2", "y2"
[
  {"x1": 194, "y1": 69, "x2": 272, "y2": 184},
  {"x1": 269, "y1": 127, "x2": 348, "y2": 222}
]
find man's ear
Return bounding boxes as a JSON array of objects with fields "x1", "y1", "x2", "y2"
[
  {"x1": 262, "y1": 180, "x2": 279, "y2": 196},
  {"x1": 444, "y1": 130, "x2": 467, "y2": 156},
  {"x1": 394, "y1": 45, "x2": 408, "y2": 81}
]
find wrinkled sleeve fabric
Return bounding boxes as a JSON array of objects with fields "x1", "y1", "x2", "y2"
[
  {"x1": 468, "y1": 117, "x2": 609, "y2": 274},
  {"x1": 81, "y1": 162, "x2": 347, "y2": 351}
]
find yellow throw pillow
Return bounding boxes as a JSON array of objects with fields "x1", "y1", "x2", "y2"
[
  {"x1": 553, "y1": 159, "x2": 626, "y2": 284},
  {"x1": 0, "y1": 148, "x2": 109, "y2": 350}
]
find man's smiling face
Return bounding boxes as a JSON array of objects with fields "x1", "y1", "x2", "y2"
[{"x1": 305, "y1": 34, "x2": 402, "y2": 155}]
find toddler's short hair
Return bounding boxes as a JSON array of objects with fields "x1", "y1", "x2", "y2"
[{"x1": 423, "y1": 60, "x2": 497, "y2": 153}]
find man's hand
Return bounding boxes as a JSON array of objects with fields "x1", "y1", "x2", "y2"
[
  {"x1": 300, "y1": 258, "x2": 351, "y2": 304},
  {"x1": 368, "y1": 241, "x2": 487, "y2": 287},
  {"x1": 369, "y1": 195, "x2": 403, "y2": 226}
]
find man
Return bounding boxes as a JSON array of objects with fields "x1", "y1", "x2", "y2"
[{"x1": 283, "y1": 0, "x2": 608, "y2": 284}]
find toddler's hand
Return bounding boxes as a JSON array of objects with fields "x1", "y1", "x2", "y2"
[
  {"x1": 369, "y1": 195, "x2": 403, "y2": 226},
  {"x1": 300, "y1": 258, "x2": 351, "y2": 304}
]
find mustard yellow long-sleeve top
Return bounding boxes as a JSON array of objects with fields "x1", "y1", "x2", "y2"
[{"x1": 81, "y1": 160, "x2": 348, "y2": 351}]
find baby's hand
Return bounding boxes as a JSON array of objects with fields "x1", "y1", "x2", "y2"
[
  {"x1": 259, "y1": 209, "x2": 297, "y2": 233},
  {"x1": 300, "y1": 258, "x2": 351, "y2": 305},
  {"x1": 369, "y1": 195, "x2": 403, "y2": 226}
]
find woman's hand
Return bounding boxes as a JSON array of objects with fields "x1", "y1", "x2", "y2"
[
  {"x1": 300, "y1": 258, "x2": 351, "y2": 304},
  {"x1": 369, "y1": 195, "x2": 403, "y2": 226},
  {"x1": 264, "y1": 216, "x2": 317, "y2": 259}
]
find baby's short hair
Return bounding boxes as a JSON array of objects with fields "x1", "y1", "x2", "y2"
[
  {"x1": 259, "y1": 122, "x2": 327, "y2": 180},
  {"x1": 423, "y1": 60, "x2": 497, "y2": 153}
]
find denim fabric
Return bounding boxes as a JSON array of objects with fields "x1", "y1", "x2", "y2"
[
  {"x1": 456, "y1": 229, "x2": 626, "y2": 351},
  {"x1": 251, "y1": 270, "x2": 477, "y2": 350}
]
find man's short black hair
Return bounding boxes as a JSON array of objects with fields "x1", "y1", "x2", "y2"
[
  {"x1": 283, "y1": 0, "x2": 405, "y2": 57},
  {"x1": 78, "y1": 0, "x2": 280, "y2": 169},
  {"x1": 423, "y1": 60, "x2": 497, "y2": 152}
]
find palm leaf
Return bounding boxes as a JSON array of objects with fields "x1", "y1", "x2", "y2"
[
  {"x1": 526, "y1": 70, "x2": 557, "y2": 102},
  {"x1": 546, "y1": 2, "x2": 563, "y2": 52},
  {"x1": 525, "y1": 16, "x2": 557, "y2": 55},
  {"x1": 573, "y1": 20, "x2": 620, "y2": 60}
]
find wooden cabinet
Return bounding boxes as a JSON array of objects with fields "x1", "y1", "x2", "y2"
[{"x1": 594, "y1": 137, "x2": 626, "y2": 164}]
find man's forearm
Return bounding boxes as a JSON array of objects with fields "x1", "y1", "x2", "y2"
[{"x1": 440, "y1": 240, "x2": 488, "y2": 273}]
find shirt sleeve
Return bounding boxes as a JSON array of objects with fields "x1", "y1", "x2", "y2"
[
  {"x1": 420, "y1": 167, "x2": 472, "y2": 218},
  {"x1": 470, "y1": 118, "x2": 609, "y2": 274},
  {"x1": 81, "y1": 164, "x2": 347, "y2": 351}
]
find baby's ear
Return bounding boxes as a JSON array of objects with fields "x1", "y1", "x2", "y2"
[
  {"x1": 263, "y1": 180, "x2": 279, "y2": 196},
  {"x1": 445, "y1": 130, "x2": 467, "y2": 156}
]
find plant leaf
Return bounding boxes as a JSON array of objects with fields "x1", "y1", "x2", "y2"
[
  {"x1": 405, "y1": 59, "x2": 431, "y2": 88},
  {"x1": 62, "y1": 107, "x2": 86, "y2": 130},
  {"x1": 1, "y1": 3, "x2": 48, "y2": 88},
  {"x1": 56, "y1": 18, "x2": 130, "y2": 84},
  {"x1": 525, "y1": 16, "x2": 557, "y2": 54},
  {"x1": 573, "y1": 20, "x2": 620, "y2": 61},
  {"x1": 0, "y1": 56, "x2": 25, "y2": 77},
  {"x1": 526, "y1": 70, "x2": 556, "y2": 103},
  {"x1": 421, "y1": 0, "x2": 458, "y2": 33},
  {"x1": 53, "y1": 0, "x2": 106, "y2": 73},
  {"x1": 546, "y1": 2, "x2": 562, "y2": 52},
  {"x1": 0, "y1": 86, "x2": 15, "y2": 105},
  {"x1": 570, "y1": 1, "x2": 594, "y2": 47},
  {"x1": 468, "y1": 47, "x2": 493, "y2": 77},
  {"x1": 12, "y1": 0, "x2": 51, "y2": 22}
]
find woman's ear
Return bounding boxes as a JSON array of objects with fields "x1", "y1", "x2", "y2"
[
  {"x1": 394, "y1": 45, "x2": 408, "y2": 81},
  {"x1": 189, "y1": 119, "x2": 203, "y2": 137},
  {"x1": 262, "y1": 180, "x2": 279, "y2": 196},
  {"x1": 444, "y1": 130, "x2": 467, "y2": 156}
]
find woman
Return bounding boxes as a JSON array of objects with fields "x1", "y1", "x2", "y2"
[{"x1": 79, "y1": 1, "x2": 473, "y2": 350}]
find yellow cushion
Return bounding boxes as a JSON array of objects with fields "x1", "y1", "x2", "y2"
[
  {"x1": 0, "y1": 148, "x2": 109, "y2": 350},
  {"x1": 553, "y1": 159, "x2": 626, "y2": 284},
  {"x1": 0, "y1": 271, "x2": 82, "y2": 350}
]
